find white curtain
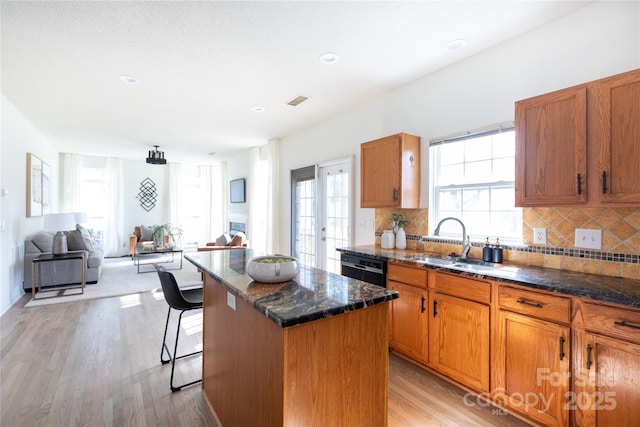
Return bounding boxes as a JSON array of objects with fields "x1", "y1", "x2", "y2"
[
  {"x1": 168, "y1": 162, "x2": 182, "y2": 231},
  {"x1": 200, "y1": 162, "x2": 226, "y2": 244},
  {"x1": 248, "y1": 139, "x2": 279, "y2": 254},
  {"x1": 60, "y1": 153, "x2": 83, "y2": 213},
  {"x1": 103, "y1": 158, "x2": 124, "y2": 257}
]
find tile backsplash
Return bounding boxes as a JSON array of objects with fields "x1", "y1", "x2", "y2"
[{"x1": 374, "y1": 207, "x2": 640, "y2": 280}]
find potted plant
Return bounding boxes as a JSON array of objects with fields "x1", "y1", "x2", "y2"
[
  {"x1": 391, "y1": 213, "x2": 409, "y2": 231},
  {"x1": 391, "y1": 213, "x2": 409, "y2": 249},
  {"x1": 152, "y1": 224, "x2": 173, "y2": 248}
]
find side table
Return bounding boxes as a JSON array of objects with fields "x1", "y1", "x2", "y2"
[{"x1": 31, "y1": 252, "x2": 86, "y2": 300}]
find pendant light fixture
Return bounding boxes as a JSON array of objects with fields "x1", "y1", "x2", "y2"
[{"x1": 146, "y1": 145, "x2": 167, "y2": 165}]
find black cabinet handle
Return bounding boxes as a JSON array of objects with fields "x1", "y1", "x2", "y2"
[
  {"x1": 393, "y1": 188, "x2": 398, "y2": 201},
  {"x1": 559, "y1": 336, "x2": 566, "y2": 361},
  {"x1": 615, "y1": 320, "x2": 640, "y2": 330},
  {"x1": 516, "y1": 298, "x2": 544, "y2": 309},
  {"x1": 421, "y1": 296, "x2": 426, "y2": 313},
  {"x1": 586, "y1": 344, "x2": 593, "y2": 370},
  {"x1": 602, "y1": 171, "x2": 608, "y2": 194},
  {"x1": 577, "y1": 173, "x2": 582, "y2": 195},
  {"x1": 433, "y1": 300, "x2": 438, "y2": 318}
]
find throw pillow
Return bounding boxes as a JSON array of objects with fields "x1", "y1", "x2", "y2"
[
  {"x1": 229, "y1": 232, "x2": 246, "y2": 247},
  {"x1": 32, "y1": 232, "x2": 54, "y2": 253},
  {"x1": 140, "y1": 224, "x2": 153, "y2": 241},
  {"x1": 215, "y1": 233, "x2": 231, "y2": 246},
  {"x1": 65, "y1": 230, "x2": 88, "y2": 251},
  {"x1": 76, "y1": 224, "x2": 96, "y2": 253}
]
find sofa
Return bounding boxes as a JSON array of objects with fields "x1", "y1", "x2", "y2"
[
  {"x1": 197, "y1": 231, "x2": 248, "y2": 252},
  {"x1": 24, "y1": 225, "x2": 104, "y2": 291}
]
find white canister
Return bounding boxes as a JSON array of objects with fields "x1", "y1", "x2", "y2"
[
  {"x1": 395, "y1": 227, "x2": 407, "y2": 250},
  {"x1": 381, "y1": 230, "x2": 395, "y2": 249}
]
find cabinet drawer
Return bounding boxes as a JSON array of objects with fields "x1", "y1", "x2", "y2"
[
  {"x1": 388, "y1": 263, "x2": 428, "y2": 289},
  {"x1": 434, "y1": 272, "x2": 490, "y2": 305},
  {"x1": 583, "y1": 303, "x2": 640, "y2": 343},
  {"x1": 498, "y1": 286, "x2": 571, "y2": 323}
]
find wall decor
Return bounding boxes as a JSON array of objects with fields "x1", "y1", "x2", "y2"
[
  {"x1": 26, "y1": 153, "x2": 48, "y2": 217},
  {"x1": 138, "y1": 177, "x2": 157, "y2": 211}
]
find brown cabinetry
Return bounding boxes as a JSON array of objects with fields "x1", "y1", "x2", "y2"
[
  {"x1": 494, "y1": 285, "x2": 571, "y2": 426},
  {"x1": 388, "y1": 262, "x2": 428, "y2": 363},
  {"x1": 573, "y1": 302, "x2": 640, "y2": 426},
  {"x1": 515, "y1": 68, "x2": 640, "y2": 206},
  {"x1": 515, "y1": 85, "x2": 587, "y2": 206},
  {"x1": 596, "y1": 70, "x2": 640, "y2": 203},
  {"x1": 429, "y1": 272, "x2": 491, "y2": 393},
  {"x1": 360, "y1": 133, "x2": 420, "y2": 208}
]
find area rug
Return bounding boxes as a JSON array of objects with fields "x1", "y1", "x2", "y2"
[{"x1": 24, "y1": 255, "x2": 203, "y2": 308}]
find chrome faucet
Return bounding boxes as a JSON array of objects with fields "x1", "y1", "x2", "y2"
[{"x1": 433, "y1": 217, "x2": 471, "y2": 258}]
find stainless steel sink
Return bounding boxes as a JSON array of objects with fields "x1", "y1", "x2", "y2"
[
  {"x1": 452, "y1": 258, "x2": 501, "y2": 269},
  {"x1": 406, "y1": 255, "x2": 501, "y2": 271},
  {"x1": 405, "y1": 255, "x2": 455, "y2": 266}
]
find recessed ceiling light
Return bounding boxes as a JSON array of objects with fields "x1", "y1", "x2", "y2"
[
  {"x1": 319, "y1": 52, "x2": 339, "y2": 64},
  {"x1": 446, "y1": 39, "x2": 468, "y2": 52},
  {"x1": 208, "y1": 152, "x2": 216, "y2": 156},
  {"x1": 119, "y1": 75, "x2": 139, "y2": 84},
  {"x1": 251, "y1": 106, "x2": 265, "y2": 113}
]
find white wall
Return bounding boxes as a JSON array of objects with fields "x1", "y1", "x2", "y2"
[
  {"x1": 1, "y1": 95, "x2": 60, "y2": 315},
  {"x1": 225, "y1": 150, "x2": 251, "y2": 228},
  {"x1": 122, "y1": 158, "x2": 170, "y2": 251},
  {"x1": 277, "y1": 0, "x2": 640, "y2": 254}
]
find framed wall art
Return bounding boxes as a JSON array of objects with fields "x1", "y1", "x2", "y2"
[
  {"x1": 26, "y1": 153, "x2": 51, "y2": 217},
  {"x1": 27, "y1": 153, "x2": 43, "y2": 217}
]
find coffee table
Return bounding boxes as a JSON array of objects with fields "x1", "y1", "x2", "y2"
[{"x1": 134, "y1": 245, "x2": 183, "y2": 274}]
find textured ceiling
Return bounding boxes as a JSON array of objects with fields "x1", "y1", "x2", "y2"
[{"x1": 1, "y1": 1, "x2": 591, "y2": 162}]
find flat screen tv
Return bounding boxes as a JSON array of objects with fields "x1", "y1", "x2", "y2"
[{"x1": 230, "y1": 178, "x2": 246, "y2": 203}]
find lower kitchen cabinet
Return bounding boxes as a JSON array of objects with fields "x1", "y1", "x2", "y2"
[
  {"x1": 429, "y1": 272, "x2": 490, "y2": 393},
  {"x1": 388, "y1": 262, "x2": 429, "y2": 364},
  {"x1": 494, "y1": 286, "x2": 572, "y2": 427},
  {"x1": 573, "y1": 301, "x2": 640, "y2": 426}
]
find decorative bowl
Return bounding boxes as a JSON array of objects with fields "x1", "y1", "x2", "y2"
[{"x1": 247, "y1": 255, "x2": 299, "y2": 283}]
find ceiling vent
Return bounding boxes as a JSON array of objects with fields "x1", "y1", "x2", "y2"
[{"x1": 286, "y1": 95, "x2": 309, "y2": 107}]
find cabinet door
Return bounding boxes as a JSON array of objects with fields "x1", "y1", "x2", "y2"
[
  {"x1": 515, "y1": 85, "x2": 587, "y2": 206},
  {"x1": 429, "y1": 292, "x2": 490, "y2": 392},
  {"x1": 494, "y1": 310, "x2": 570, "y2": 427},
  {"x1": 388, "y1": 281, "x2": 428, "y2": 363},
  {"x1": 361, "y1": 135, "x2": 401, "y2": 208},
  {"x1": 574, "y1": 332, "x2": 640, "y2": 426},
  {"x1": 598, "y1": 69, "x2": 640, "y2": 203}
]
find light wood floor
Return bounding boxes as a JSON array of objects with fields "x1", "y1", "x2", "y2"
[{"x1": 2, "y1": 290, "x2": 530, "y2": 427}]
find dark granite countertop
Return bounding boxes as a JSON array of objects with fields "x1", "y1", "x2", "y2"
[
  {"x1": 338, "y1": 245, "x2": 640, "y2": 309},
  {"x1": 185, "y1": 250, "x2": 398, "y2": 328}
]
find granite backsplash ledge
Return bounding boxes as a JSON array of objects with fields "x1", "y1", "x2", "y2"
[{"x1": 374, "y1": 207, "x2": 640, "y2": 280}]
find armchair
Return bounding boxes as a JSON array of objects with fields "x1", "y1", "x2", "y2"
[{"x1": 129, "y1": 225, "x2": 169, "y2": 257}]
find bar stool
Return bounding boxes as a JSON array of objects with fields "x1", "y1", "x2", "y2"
[{"x1": 156, "y1": 265, "x2": 203, "y2": 392}]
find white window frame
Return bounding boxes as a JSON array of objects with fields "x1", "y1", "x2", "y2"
[{"x1": 429, "y1": 122, "x2": 522, "y2": 243}]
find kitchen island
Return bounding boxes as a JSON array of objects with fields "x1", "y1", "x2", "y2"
[{"x1": 185, "y1": 250, "x2": 398, "y2": 427}]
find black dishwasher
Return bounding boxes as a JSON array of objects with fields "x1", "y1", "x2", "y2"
[{"x1": 340, "y1": 253, "x2": 387, "y2": 287}]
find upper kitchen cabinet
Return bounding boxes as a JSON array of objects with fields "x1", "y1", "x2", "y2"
[
  {"x1": 515, "y1": 85, "x2": 587, "y2": 206},
  {"x1": 360, "y1": 133, "x2": 420, "y2": 208},
  {"x1": 596, "y1": 70, "x2": 640, "y2": 203},
  {"x1": 515, "y1": 68, "x2": 640, "y2": 207}
]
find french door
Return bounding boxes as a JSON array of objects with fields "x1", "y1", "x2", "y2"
[{"x1": 291, "y1": 158, "x2": 353, "y2": 274}]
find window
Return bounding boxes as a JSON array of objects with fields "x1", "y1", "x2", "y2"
[
  {"x1": 430, "y1": 125, "x2": 521, "y2": 241},
  {"x1": 81, "y1": 167, "x2": 106, "y2": 247}
]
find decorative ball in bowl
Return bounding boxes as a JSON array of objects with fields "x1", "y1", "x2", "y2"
[{"x1": 247, "y1": 255, "x2": 299, "y2": 283}]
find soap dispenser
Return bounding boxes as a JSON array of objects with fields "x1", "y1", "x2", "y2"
[
  {"x1": 492, "y1": 238, "x2": 503, "y2": 263},
  {"x1": 482, "y1": 237, "x2": 493, "y2": 262}
]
